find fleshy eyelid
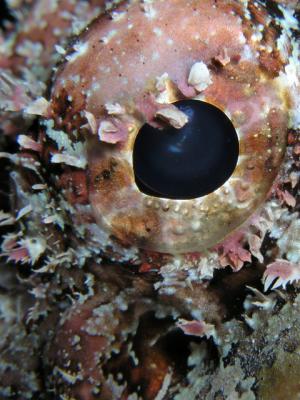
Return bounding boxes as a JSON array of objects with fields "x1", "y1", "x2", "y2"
[
  {"x1": 83, "y1": 103, "x2": 285, "y2": 252},
  {"x1": 50, "y1": 0, "x2": 291, "y2": 254}
]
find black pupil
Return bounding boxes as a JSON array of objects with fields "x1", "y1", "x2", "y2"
[{"x1": 133, "y1": 100, "x2": 239, "y2": 200}]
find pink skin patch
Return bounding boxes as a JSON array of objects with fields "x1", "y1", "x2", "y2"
[
  {"x1": 263, "y1": 260, "x2": 300, "y2": 291},
  {"x1": 216, "y1": 232, "x2": 252, "y2": 271},
  {"x1": 18, "y1": 135, "x2": 42, "y2": 152},
  {"x1": 276, "y1": 188, "x2": 297, "y2": 208},
  {"x1": 98, "y1": 118, "x2": 129, "y2": 144},
  {"x1": 177, "y1": 319, "x2": 215, "y2": 338},
  {"x1": 7, "y1": 246, "x2": 30, "y2": 263}
]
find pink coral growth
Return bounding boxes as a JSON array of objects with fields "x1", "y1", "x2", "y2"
[
  {"x1": 7, "y1": 247, "x2": 30, "y2": 264},
  {"x1": 1, "y1": 234, "x2": 45, "y2": 265},
  {"x1": 98, "y1": 118, "x2": 128, "y2": 144},
  {"x1": 217, "y1": 233, "x2": 252, "y2": 271},
  {"x1": 176, "y1": 318, "x2": 215, "y2": 339},
  {"x1": 263, "y1": 260, "x2": 300, "y2": 291},
  {"x1": 1, "y1": 235, "x2": 30, "y2": 264},
  {"x1": 276, "y1": 188, "x2": 296, "y2": 208},
  {"x1": 17, "y1": 135, "x2": 42, "y2": 152},
  {"x1": 247, "y1": 233, "x2": 264, "y2": 263}
]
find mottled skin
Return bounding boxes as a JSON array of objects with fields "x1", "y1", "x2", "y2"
[
  {"x1": 0, "y1": 1, "x2": 299, "y2": 399},
  {"x1": 0, "y1": 0, "x2": 119, "y2": 135},
  {"x1": 51, "y1": 0, "x2": 289, "y2": 253},
  {"x1": 45, "y1": 264, "x2": 224, "y2": 400}
]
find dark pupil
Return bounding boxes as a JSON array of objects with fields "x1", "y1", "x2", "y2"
[{"x1": 133, "y1": 100, "x2": 239, "y2": 200}]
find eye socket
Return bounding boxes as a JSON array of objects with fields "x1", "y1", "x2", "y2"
[
  {"x1": 133, "y1": 100, "x2": 239, "y2": 200},
  {"x1": 50, "y1": 0, "x2": 291, "y2": 254}
]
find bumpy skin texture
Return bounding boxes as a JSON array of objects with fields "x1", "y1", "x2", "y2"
[
  {"x1": 0, "y1": 0, "x2": 117, "y2": 135},
  {"x1": 51, "y1": 0, "x2": 289, "y2": 253},
  {"x1": 45, "y1": 263, "x2": 228, "y2": 400},
  {"x1": 0, "y1": 1, "x2": 299, "y2": 400}
]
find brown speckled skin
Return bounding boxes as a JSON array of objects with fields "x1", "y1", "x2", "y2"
[
  {"x1": 46, "y1": 264, "x2": 224, "y2": 400},
  {"x1": 0, "y1": 0, "x2": 111, "y2": 136},
  {"x1": 50, "y1": 0, "x2": 289, "y2": 253},
  {"x1": 1, "y1": 0, "x2": 109, "y2": 73}
]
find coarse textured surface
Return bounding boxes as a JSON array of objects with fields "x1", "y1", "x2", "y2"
[
  {"x1": 0, "y1": 1, "x2": 299, "y2": 399},
  {"x1": 51, "y1": 0, "x2": 290, "y2": 253}
]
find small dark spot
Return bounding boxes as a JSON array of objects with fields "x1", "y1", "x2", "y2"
[
  {"x1": 0, "y1": 0, "x2": 16, "y2": 31},
  {"x1": 94, "y1": 174, "x2": 102, "y2": 183},
  {"x1": 102, "y1": 169, "x2": 111, "y2": 180},
  {"x1": 214, "y1": 391, "x2": 225, "y2": 400},
  {"x1": 210, "y1": 58, "x2": 226, "y2": 71},
  {"x1": 291, "y1": 28, "x2": 300, "y2": 40},
  {"x1": 72, "y1": 185, "x2": 83, "y2": 197},
  {"x1": 261, "y1": 0, "x2": 284, "y2": 19},
  {"x1": 265, "y1": 155, "x2": 275, "y2": 171},
  {"x1": 110, "y1": 159, "x2": 118, "y2": 168}
]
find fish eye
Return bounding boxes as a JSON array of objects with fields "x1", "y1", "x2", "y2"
[
  {"x1": 49, "y1": 0, "x2": 294, "y2": 255},
  {"x1": 1, "y1": 2, "x2": 299, "y2": 399},
  {"x1": 133, "y1": 99, "x2": 239, "y2": 200}
]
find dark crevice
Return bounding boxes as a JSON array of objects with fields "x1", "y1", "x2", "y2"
[
  {"x1": 103, "y1": 311, "x2": 219, "y2": 399},
  {"x1": 0, "y1": 0, "x2": 16, "y2": 31},
  {"x1": 210, "y1": 263, "x2": 264, "y2": 321}
]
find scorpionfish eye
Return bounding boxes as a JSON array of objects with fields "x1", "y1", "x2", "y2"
[
  {"x1": 133, "y1": 100, "x2": 239, "y2": 199},
  {"x1": 48, "y1": 0, "x2": 293, "y2": 254}
]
